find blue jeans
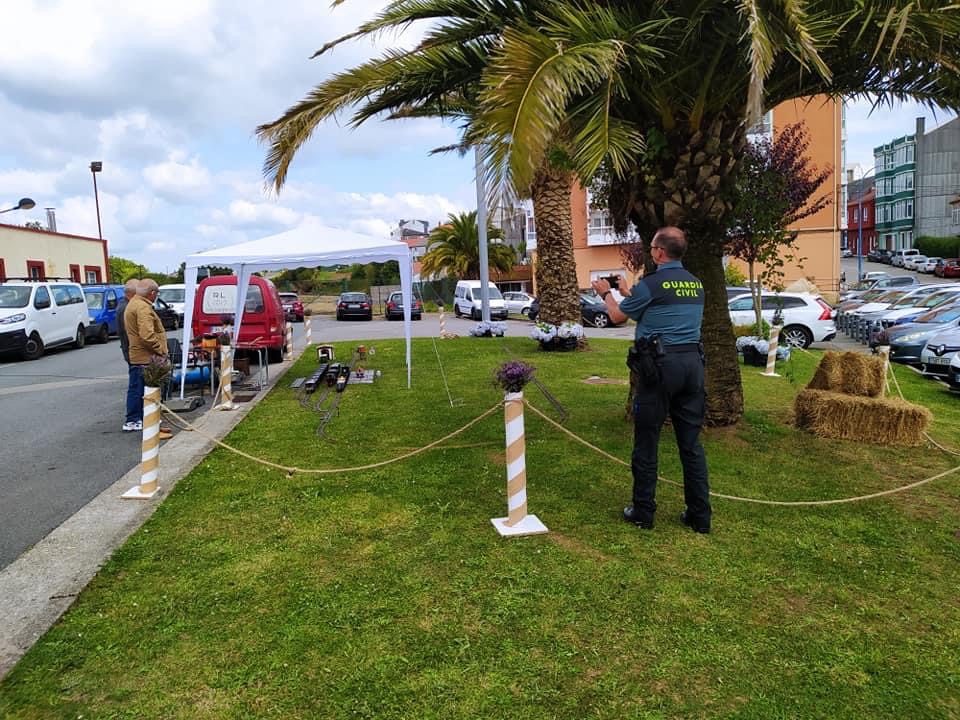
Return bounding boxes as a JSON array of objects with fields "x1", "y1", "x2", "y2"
[{"x1": 126, "y1": 364, "x2": 145, "y2": 423}]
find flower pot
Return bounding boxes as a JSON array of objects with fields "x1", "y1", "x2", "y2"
[{"x1": 540, "y1": 337, "x2": 578, "y2": 352}]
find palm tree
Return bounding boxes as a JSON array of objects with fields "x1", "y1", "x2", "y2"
[
  {"x1": 473, "y1": 2, "x2": 960, "y2": 425},
  {"x1": 420, "y1": 211, "x2": 514, "y2": 279},
  {"x1": 256, "y1": 1, "x2": 654, "y2": 329}
]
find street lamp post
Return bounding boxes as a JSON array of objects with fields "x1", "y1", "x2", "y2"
[
  {"x1": 0, "y1": 197, "x2": 36, "y2": 215},
  {"x1": 90, "y1": 161, "x2": 103, "y2": 242}
]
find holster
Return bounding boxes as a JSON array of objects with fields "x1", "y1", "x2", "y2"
[{"x1": 628, "y1": 336, "x2": 663, "y2": 388}]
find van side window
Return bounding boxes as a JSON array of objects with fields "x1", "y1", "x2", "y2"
[
  {"x1": 51, "y1": 285, "x2": 71, "y2": 306},
  {"x1": 67, "y1": 286, "x2": 84, "y2": 304},
  {"x1": 106, "y1": 291, "x2": 118, "y2": 309},
  {"x1": 245, "y1": 285, "x2": 264, "y2": 313},
  {"x1": 35, "y1": 286, "x2": 51, "y2": 309}
]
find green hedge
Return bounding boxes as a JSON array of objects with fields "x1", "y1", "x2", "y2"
[{"x1": 914, "y1": 235, "x2": 960, "y2": 259}]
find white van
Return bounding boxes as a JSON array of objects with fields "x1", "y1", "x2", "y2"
[
  {"x1": 890, "y1": 248, "x2": 920, "y2": 268},
  {"x1": 0, "y1": 279, "x2": 90, "y2": 360},
  {"x1": 157, "y1": 283, "x2": 186, "y2": 323},
  {"x1": 453, "y1": 280, "x2": 508, "y2": 320}
]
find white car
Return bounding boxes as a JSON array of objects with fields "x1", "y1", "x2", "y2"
[
  {"x1": 903, "y1": 255, "x2": 928, "y2": 271},
  {"x1": 921, "y1": 257, "x2": 942, "y2": 273},
  {"x1": 0, "y1": 280, "x2": 90, "y2": 360},
  {"x1": 157, "y1": 283, "x2": 186, "y2": 322},
  {"x1": 502, "y1": 291, "x2": 535, "y2": 316},
  {"x1": 728, "y1": 292, "x2": 836, "y2": 348},
  {"x1": 920, "y1": 326, "x2": 960, "y2": 376},
  {"x1": 878, "y1": 287, "x2": 960, "y2": 326},
  {"x1": 948, "y1": 352, "x2": 960, "y2": 390}
]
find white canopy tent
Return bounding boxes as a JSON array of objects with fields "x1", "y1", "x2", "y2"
[{"x1": 179, "y1": 220, "x2": 415, "y2": 397}]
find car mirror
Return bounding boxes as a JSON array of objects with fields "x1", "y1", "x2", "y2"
[{"x1": 35, "y1": 298, "x2": 51, "y2": 310}]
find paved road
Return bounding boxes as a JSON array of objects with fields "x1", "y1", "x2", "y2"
[{"x1": 841, "y1": 256, "x2": 952, "y2": 286}]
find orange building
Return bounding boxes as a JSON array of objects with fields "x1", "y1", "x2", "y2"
[{"x1": 530, "y1": 97, "x2": 843, "y2": 294}]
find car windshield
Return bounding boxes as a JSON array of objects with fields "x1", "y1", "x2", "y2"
[
  {"x1": 921, "y1": 291, "x2": 960, "y2": 309},
  {"x1": 158, "y1": 288, "x2": 185, "y2": 303},
  {"x1": 280, "y1": 293, "x2": 299, "y2": 301},
  {"x1": 889, "y1": 292, "x2": 930, "y2": 308},
  {"x1": 0, "y1": 286, "x2": 32, "y2": 308},
  {"x1": 341, "y1": 293, "x2": 367, "y2": 302},
  {"x1": 916, "y1": 305, "x2": 960, "y2": 324},
  {"x1": 875, "y1": 291, "x2": 906, "y2": 304},
  {"x1": 850, "y1": 281, "x2": 874, "y2": 290},
  {"x1": 84, "y1": 291, "x2": 104, "y2": 310}
]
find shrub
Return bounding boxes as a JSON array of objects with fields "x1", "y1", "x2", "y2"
[
  {"x1": 733, "y1": 320, "x2": 771, "y2": 340},
  {"x1": 914, "y1": 235, "x2": 960, "y2": 259},
  {"x1": 724, "y1": 262, "x2": 748, "y2": 286}
]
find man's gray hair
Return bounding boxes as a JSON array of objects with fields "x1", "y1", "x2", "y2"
[
  {"x1": 124, "y1": 279, "x2": 139, "y2": 297},
  {"x1": 137, "y1": 279, "x2": 159, "y2": 296}
]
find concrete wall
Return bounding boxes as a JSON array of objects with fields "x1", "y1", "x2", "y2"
[
  {"x1": 0, "y1": 224, "x2": 108, "y2": 282},
  {"x1": 915, "y1": 117, "x2": 960, "y2": 239}
]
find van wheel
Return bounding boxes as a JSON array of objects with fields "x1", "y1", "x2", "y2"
[
  {"x1": 267, "y1": 347, "x2": 284, "y2": 363},
  {"x1": 23, "y1": 333, "x2": 44, "y2": 360},
  {"x1": 97, "y1": 325, "x2": 109, "y2": 343},
  {"x1": 170, "y1": 316, "x2": 179, "y2": 331},
  {"x1": 454, "y1": 304, "x2": 462, "y2": 318},
  {"x1": 472, "y1": 308, "x2": 480, "y2": 321},
  {"x1": 73, "y1": 325, "x2": 86, "y2": 349}
]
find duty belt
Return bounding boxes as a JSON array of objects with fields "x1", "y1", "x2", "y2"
[{"x1": 662, "y1": 343, "x2": 700, "y2": 354}]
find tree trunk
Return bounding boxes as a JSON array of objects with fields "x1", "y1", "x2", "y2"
[
  {"x1": 748, "y1": 261, "x2": 762, "y2": 332},
  {"x1": 608, "y1": 112, "x2": 746, "y2": 425},
  {"x1": 530, "y1": 162, "x2": 581, "y2": 326}
]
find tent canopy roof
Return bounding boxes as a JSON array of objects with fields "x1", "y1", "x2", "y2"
[{"x1": 185, "y1": 220, "x2": 412, "y2": 270}]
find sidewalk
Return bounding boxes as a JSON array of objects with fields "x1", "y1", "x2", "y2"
[{"x1": 0, "y1": 355, "x2": 294, "y2": 679}]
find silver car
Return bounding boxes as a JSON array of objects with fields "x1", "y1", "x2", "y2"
[{"x1": 502, "y1": 291, "x2": 535, "y2": 316}]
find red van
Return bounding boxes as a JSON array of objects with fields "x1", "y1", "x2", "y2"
[{"x1": 191, "y1": 275, "x2": 287, "y2": 360}]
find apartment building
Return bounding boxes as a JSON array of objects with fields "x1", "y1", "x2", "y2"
[
  {"x1": 846, "y1": 175, "x2": 877, "y2": 254},
  {"x1": 914, "y1": 116, "x2": 960, "y2": 239},
  {"x1": 873, "y1": 133, "x2": 916, "y2": 249}
]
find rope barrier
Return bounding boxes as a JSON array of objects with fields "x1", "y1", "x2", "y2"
[
  {"x1": 160, "y1": 400, "x2": 503, "y2": 475},
  {"x1": 521, "y1": 399, "x2": 960, "y2": 507}
]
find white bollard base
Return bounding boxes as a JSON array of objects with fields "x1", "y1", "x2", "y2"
[
  {"x1": 121, "y1": 485, "x2": 160, "y2": 500},
  {"x1": 760, "y1": 371, "x2": 781, "y2": 377},
  {"x1": 215, "y1": 402, "x2": 237, "y2": 411},
  {"x1": 491, "y1": 514, "x2": 548, "y2": 537}
]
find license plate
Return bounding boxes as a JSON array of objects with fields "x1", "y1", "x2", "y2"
[
  {"x1": 348, "y1": 303, "x2": 360, "y2": 308},
  {"x1": 929, "y1": 356, "x2": 950, "y2": 366}
]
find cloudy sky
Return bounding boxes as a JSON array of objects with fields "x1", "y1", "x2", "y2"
[{"x1": 0, "y1": 1, "x2": 955, "y2": 273}]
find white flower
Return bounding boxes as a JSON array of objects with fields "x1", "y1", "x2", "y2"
[
  {"x1": 530, "y1": 322, "x2": 557, "y2": 342},
  {"x1": 469, "y1": 321, "x2": 506, "y2": 337},
  {"x1": 556, "y1": 322, "x2": 584, "y2": 339}
]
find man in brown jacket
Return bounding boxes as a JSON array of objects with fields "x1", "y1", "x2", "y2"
[{"x1": 123, "y1": 279, "x2": 169, "y2": 432}]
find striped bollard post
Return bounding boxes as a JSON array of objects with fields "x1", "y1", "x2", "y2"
[
  {"x1": 491, "y1": 391, "x2": 548, "y2": 537},
  {"x1": 217, "y1": 346, "x2": 236, "y2": 410},
  {"x1": 761, "y1": 325, "x2": 781, "y2": 377},
  {"x1": 878, "y1": 344, "x2": 891, "y2": 394},
  {"x1": 285, "y1": 322, "x2": 294, "y2": 361},
  {"x1": 305, "y1": 315, "x2": 312, "y2": 347},
  {"x1": 439, "y1": 304, "x2": 446, "y2": 337},
  {"x1": 122, "y1": 386, "x2": 161, "y2": 499}
]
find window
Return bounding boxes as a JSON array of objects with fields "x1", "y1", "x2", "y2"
[
  {"x1": 729, "y1": 298, "x2": 753, "y2": 311},
  {"x1": 0, "y1": 258, "x2": 5, "y2": 282},
  {"x1": 51, "y1": 285, "x2": 71, "y2": 305},
  {"x1": 906, "y1": 201, "x2": 913, "y2": 219},
  {"x1": 26, "y1": 260, "x2": 45, "y2": 280},
  {"x1": 906, "y1": 175, "x2": 913, "y2": 190},
  {"x1": 34, "y1": 286, "x2": 50, "y2": 309},
  {"x1": 906, "y1": 145, "x2": 915, "y2": 162},
  {"x1": 952, "y1": 207, "x2": 960, "y2": 225},
  {"x1": 67, "y1": 286, "x2": 84, "y2": 304},
  {"x1": 70, "y1": 264, "x2": 81, "y2": 283},
  {"x1": 863, "y1": 207, "x2": 870, "y2": 222},
  {"x1": 853, "y1": 209, "x2": 859, "y2": 222}
]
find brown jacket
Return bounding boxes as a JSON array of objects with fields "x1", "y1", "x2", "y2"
[{"x1": 124, "y1": 295, "x2": 168, "y2": 365}]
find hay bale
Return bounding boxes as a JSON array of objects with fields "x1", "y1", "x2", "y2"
[
  {"x1": 794, "y1": 389, "x2": 931, "y2": 446},
  {"x1": 806, "y1": 351, "x2": 885, "y2": 398}
]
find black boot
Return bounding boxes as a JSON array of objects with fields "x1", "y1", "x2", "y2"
[
  {"x1": 622, "y1": 506, "x2": 654, "y2": 529},
  {"x1": 680, "y1": 510, "x2": 710, "y2": 534}
]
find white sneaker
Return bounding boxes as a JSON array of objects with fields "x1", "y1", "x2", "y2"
[{"x1": 122, "y1": 421, "x2": 143, "y2": 432}]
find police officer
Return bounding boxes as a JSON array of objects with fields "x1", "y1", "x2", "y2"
[{"x1": 591, "y1": 226, "x2": 711, "y2": 534}]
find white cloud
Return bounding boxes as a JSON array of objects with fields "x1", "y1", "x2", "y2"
[
  {"x1": 224, "y1": 200, "x2": 302, "y2": 229},
  {"x1": 143, "y1": 153, "x2": 213, "y2": 202},
  {"x1": 146, "y1": 241, "x2": 176, "y2": 252}
]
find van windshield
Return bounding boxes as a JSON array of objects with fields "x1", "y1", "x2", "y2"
[
  {"x1": 201, "y1": 284, "x2": 264, "y2": 314},
  {"x1": 84, "y1": 291, "x2": 104, "y2": 310},
  {"x1": 158, "y1": 288, "x2": 185, "y2": 303},
  {"x1": 0, "y1": 286, "x2": 31, "y2": 308}
]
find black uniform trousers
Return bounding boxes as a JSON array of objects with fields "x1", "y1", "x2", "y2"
[{"x1": 630, "y1": 348, "x2": 711, "y2": 526}]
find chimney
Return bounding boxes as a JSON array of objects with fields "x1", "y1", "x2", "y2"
[
  {"x1": 916, "y1": 116, "x2": 925, "y2": 137},
  {"x1": 45, "y1": 208, "x2": 57, "y2": 232},
  {"x1": 846, "y1": 169, "x2": 854, "y2": 184}
]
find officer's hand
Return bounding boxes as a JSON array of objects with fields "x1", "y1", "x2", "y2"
[{"x1": 591, "y1": 278, "x2": 611, "y2": 295}]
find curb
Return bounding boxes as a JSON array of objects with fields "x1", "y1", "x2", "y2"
[{"x1": 0, "y1": 355, "x2": 295, "y2": 680}]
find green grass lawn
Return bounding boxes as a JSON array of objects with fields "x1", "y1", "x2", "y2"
[{"x1": 2, "y1": 339, "x2": 959, "y2": 719}]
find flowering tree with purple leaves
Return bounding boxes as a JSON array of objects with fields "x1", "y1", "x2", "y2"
[
  {"x1": 494, "y1": 361, "x2": 536, "y2": 394},
  {"x1": 727, "y1": 123, "x2": 832, "y2": 333}
]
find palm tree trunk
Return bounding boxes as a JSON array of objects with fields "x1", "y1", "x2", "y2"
[{"x1": 530, "y1": 162, "x2": 581, "y2": 326}]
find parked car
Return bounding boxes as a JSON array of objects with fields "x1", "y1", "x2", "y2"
[
  {"x1": 0, "y1": 279, "x2": 89, "y2": 360},
  {"x1": 920, "y1": 326, "x2": 960, "y2": 376},
  {"x1": 891, "y1": 248, "x2": 921, "y2": 267},
  {"x1": 191, "y1": 275, "x2": 287, "y2": 361},
  {"x1": 920, "y1": 257, "x2": 942, "y2": 274},
  {"x1": 850, "y1": 286, "x2": 959, "y2": 343},
  {"x1": 878, "y1": 305, "x2": 960, "y2": 364},
  {"x1": 154, "y1": 297, "x2": 180, "y2": 330},
  {"x1": 335, "y1": 292, "x2": 373, "y2": 321},
  {"x1": 866, "y1": 249, "x2": 886, "y2": 262},
  {"x1": 873, "y1": 286, "x2": 960, "y2": 327},
  {"x1": 726, "y1": 286, "x2": 754, "y2": 301},
  {"x1": 841, "y1": 247, "x2": 853, "y2": 258},
  {"x1": 728, "y1": 292, "x2": 835, "y2": 348},
  {"x1": 934, "y1": 258, "x2": 960, "y2": 278},
  {"x1": 503, "y1": 291, "x2": 535, "y2": 316},
  {"x1": 157, "y1": 283, "x2": 186, "y2": 324},
  {"x1": 903, "y1": 255, "x2": 928, "y2": 272},
  {"x1": 949, "y1": 352, "x2": 960, "y2": 391},
  {"x1": 579, "y1": 293, "x2": 623, "y2": 328},
  {"x1": 82, "y1": 284, "x2": 125, "y2": 343},
  {"x1": 453, "y1": 280, "x2": 508, "y2": 320},
  {"x1": 279, "y1": 292, "x2": 305, "y2": 322},
  {"x1": 384, "y1": 291, "x2": 422, "y2": 321}
]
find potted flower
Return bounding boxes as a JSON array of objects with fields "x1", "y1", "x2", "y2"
[
  {"x1": 469, "y1": 321, "x2": 507, "y2": 337},
  {"x1": 143, "y1": 354, "x2": 174, "y2": 389},
  {"x1": 531, "y1": 320, "x2": 582, "y2": 351},
  {"x1": 494, "y1": 360, "x2": 536, "y2": 394}
]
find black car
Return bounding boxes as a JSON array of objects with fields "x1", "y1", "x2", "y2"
[
  {"x1": 153, "y1": 297, "x2": 180, "y2": 330},
  {"x1": 527, "y1": 295, "x2": 622, "y2": 328},
  {"x1": 336, "y1": 292, "x2": 373, "y2": 321},
  {"x1": 385, "y1": 291, "x2": 422, "y2": 320}
]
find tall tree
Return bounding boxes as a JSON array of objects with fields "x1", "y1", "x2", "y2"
[
  {"x1": 420, "y1": 211, "x2": 513, "y2": 279},
  {"x1": 728, "y1": 123, "x2": 832, "y2": 334},
  {"x1": 473, "y1": 2, "x2": 960, "y2": 425}
]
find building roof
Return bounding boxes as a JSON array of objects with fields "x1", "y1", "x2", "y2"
[{"x1": 0, "y1": 222, "x2": 106, "y2": 244}]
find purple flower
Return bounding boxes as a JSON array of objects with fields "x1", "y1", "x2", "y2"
[{"x1": 494, "y1": 360, "x2": 535, "y2": 393}]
